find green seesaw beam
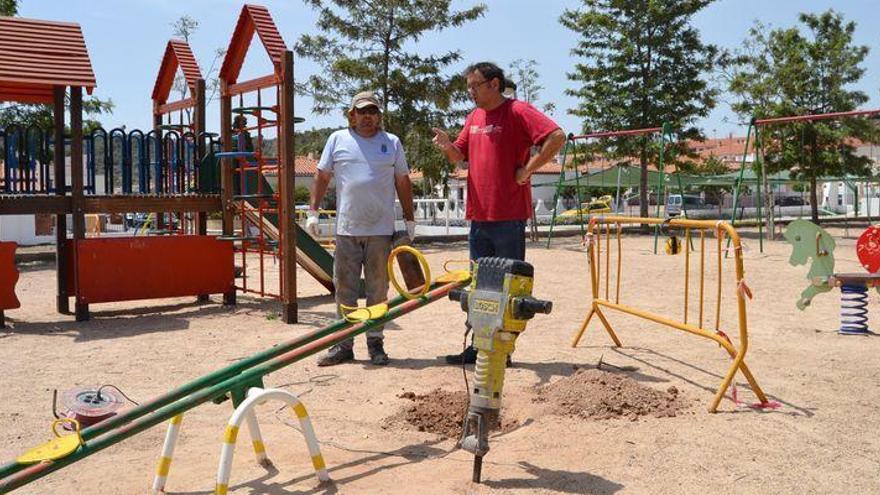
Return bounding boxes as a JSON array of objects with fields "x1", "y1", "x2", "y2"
[{"x1": 0, "y1": 277, "x2": 468, "y2": 493}]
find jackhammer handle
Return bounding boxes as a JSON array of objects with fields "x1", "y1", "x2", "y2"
[
  {"x1": 448, "y1": 288, "x2": 469, "y2": 312},
  {"x1": 512, "y1": 296, "x2": 553, "y2": 319},
  {"x1": 449, "y1": 288, "x2": 467, "y2": 302}
]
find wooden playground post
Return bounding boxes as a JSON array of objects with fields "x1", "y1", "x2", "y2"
[
  {"x1": 279, "y1": 50, "x2": 297, "y2": 323},
  {"x1": 152, "y1": 99, "x2": 165, "y2": 231},
  {"x1": 53, "y1": 86, "x2": 70, "y2": 315},
  {"x1": 194, "y1": 78, "x2": 208, "y2": 237},
  {"x1": 219, "y1": 79, "x2": 236, "y2": 306},
  {"x1": 70, "y1": 86, "x2": 89, "y2": 321}
]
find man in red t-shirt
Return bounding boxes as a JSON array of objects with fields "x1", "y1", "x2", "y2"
[{"x1": 432, "y1": 61, "x2": 565, "y2": 364}]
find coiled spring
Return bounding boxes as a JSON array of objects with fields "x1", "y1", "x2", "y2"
[{"x1": 840, "y1": 283, "x2": 869, "y2": 335}]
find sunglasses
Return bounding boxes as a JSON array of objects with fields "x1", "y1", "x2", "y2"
[
  {"x1": 355, "y1": 106, "x2": 380, "y2": 115},
  {"x1": 466, "y1": 79, "x2": 491, "y2": 92}
]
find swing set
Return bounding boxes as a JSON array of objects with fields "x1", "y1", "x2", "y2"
[
  {"x1": 728, "y1": 108, "x2": 880, "y2": 252},
  {"x1": 545, "y1": 123, "x2": 699, "y2": 252}
]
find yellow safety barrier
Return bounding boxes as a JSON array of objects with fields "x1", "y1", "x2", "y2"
[{"x1": 571, "y1": 216, "x2": 770, "y2": 413}]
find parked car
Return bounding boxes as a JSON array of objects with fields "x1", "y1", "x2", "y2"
[
  {"x1": 666, "y1": 194, "x2": 705, "y2": 217},
  {"x1": 624, "y1": 192, "x2": 660, "y2": 206},
  {"x1": 775, "y1": 195, "x2": 806, "y2": 207},
  {"x1": 560, "y1": 195, "x2": 613, "y2": 217}
]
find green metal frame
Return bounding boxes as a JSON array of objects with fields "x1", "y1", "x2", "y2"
[{"x1": 546, "y1": 134, "x2": 587, "y2": 247}]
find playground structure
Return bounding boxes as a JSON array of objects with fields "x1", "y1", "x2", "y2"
[
  {"x1": 0, "y1": 247, "x2": 473, "y2": 493},
  {"x1": 784, "y1": 219, "x2": 880, "y2": 335},
  {"x1": 0, "y1": 5, "x2": 338, "y2": 327},
  {"x1": 215, "y1": 4, "x2": 333, "y2": 321},
  {"x1": 571, "y1": 216, "x2": 771, "y2": 412},
  {"x1": 542, "y1": 109, "x2": 880, "y2": 256},
  {"x1": 151, "y1": 38, "x2": 211, "y2": 235},
  {"x1": 0, "y1": 15, "x2": 230, "y2": 323}
]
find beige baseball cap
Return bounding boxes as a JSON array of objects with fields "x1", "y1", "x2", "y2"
[{"x1": 350, "y1": 90, "x2": 381, "y2": 111}]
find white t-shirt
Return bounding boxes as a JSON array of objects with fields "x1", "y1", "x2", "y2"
[{"x1": 317, "y1": 128, "x2": 409, "y2": 236}]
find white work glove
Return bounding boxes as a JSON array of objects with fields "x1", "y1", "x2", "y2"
[
  {"x1": 305, "y1": 209, "x2": 320, "y2": 236},
  {"x1": 406, "y1": 220, "x2": 416, "y2": 241}
]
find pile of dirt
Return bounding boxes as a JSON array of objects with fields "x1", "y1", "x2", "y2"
[
  {"x1": 534, "y1": 368, "x2": 689, "y2": 421},
  {"x1": 386, "y1": 388, "x2": 518, "y2": 439}
]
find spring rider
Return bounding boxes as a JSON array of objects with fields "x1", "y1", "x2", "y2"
[{"x1": 784, "y1": 219, "x2": 880, "y2": 335}]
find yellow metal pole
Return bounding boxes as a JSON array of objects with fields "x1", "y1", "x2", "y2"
[
  {"x1": 684, "y1": 228, "x2": 691, "y2": 325},
  {"x1": 615, "y1": 222, "x2": 622, "y2": 304},
  {"x1": 605, "y1": 222, "x2": 610, "y2": 300},
  {"x1": 699, "y1": 230, "x2": 705, "y2": 328},
  {"x1": 715, "y1": 228, "x2": 723, "y2": 332}
]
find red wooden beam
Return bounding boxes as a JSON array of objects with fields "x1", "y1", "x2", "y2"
[
  {"x1": 225, "y1": 74, "x2": 278, "y2": 97},
  {"x1": 156, "y1": 97, "x2": 196, "y2": 115}
]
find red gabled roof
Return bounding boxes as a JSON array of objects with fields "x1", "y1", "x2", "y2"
[
  {"x1": 152, "y1": 39, "x2": 202, "y2": 104},
  {"x1": 0, "y1": 16, "x2": 96, "y2": 104},
  {"x1": 219, "y1": 4, "x2": 287, "y2": 84}
]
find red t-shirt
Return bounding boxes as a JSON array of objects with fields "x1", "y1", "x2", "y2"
[{"x1": 453, "y1": 99, "x2": 559, "y2": 221}]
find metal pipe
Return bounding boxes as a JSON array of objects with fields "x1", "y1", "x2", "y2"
[
  {"x1": 570, "y1": 126, "x2": 663, "y2": 140},
  {"x1": 755, "y1": 108, "x2": 880, "y2": 125}
]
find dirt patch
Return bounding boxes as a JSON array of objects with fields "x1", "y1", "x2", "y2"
[
  {"x1": 534, "y1": 368, "x2": 690, "y2": 421},
  {"x1": 386, "y1": 388, "x2": 518, "y2": 439}
]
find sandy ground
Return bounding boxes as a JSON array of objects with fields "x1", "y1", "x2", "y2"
[{"x1": 1, "y1": 227, "x2": 879, "y2": 494}]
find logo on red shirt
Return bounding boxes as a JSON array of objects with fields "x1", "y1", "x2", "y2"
[{"x1": 470, "y1": 124, "x2": 503, "y2": 135}]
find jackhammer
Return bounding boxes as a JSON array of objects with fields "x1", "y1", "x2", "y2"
[{"x1": 448, "y1": 257, "x2": 552, "y2": 483}]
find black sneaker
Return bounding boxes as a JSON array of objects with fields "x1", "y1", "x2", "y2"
[
  {"x1": 367, "y1": 337, "x2": 389, "y2": 365},
  {"x1": 444, "y1": 346, "x2": 514, "y2": 367},
  {"x1": 444, "y1": 345, "x2": 477, "y2": 364},
  {"x1": 317, "y1": 344, "x2": 354, "y2": 367}
]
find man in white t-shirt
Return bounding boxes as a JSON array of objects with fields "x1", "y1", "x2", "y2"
[{"x1": 307, "y1": 91, "x2": 416, "y2": 366}]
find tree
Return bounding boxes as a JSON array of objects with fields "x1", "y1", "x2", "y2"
[
  {"x1": 295, "y1": 0, "x2": 486, "y2": 187},
  {"x1": 0, "y1": 97, "x2": 114, "y2": 134},
  {"x1": 724, "y1": 10, "x2": 878, "y2": 223},
  {"x1": 169, "y1": 15, "x2": 227, "y2": 121},
  {"x1": 508, "y1": 58, "x2": 555, "y2": 116},
  {"x1": 0, "y1": 0, "x2": 17, "y2": 15},
  {"x1": 295, "y1": 127, "x2": 339, "y2": 156},
  {"x1": 560, "y1": 0, "x2": 718, "y2": 218}
]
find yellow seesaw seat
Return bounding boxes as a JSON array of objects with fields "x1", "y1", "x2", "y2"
[
  {"x1": 340, "y1": 303, "x2": 389, "y2": 323},
  {"x1": 16, "y1": 418, "x2": 83, "y2": 464}
]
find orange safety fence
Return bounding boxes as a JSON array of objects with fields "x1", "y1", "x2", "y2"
[{"x1": 571, "y1": 216, "x2": 771, "y2": 412}]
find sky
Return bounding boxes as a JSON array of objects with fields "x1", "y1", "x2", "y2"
[{"x1": 14, "y1": 0, "x2": 880, "y2": 139}]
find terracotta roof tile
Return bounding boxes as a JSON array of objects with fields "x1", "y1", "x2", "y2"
[
  {"x1": 219, "y1": 4, "x2": 287, "y2": 84},
  {"x1": 152, "y1": 39, "x2": 202, "y2": 103},
  {"x1": 0, "y1": 16, "x2": 96, "y2": 104}
]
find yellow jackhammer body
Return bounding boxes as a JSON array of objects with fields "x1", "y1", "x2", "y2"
[{"x1": 448, "y1": 257, "x2": 552, "y2": 483}]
